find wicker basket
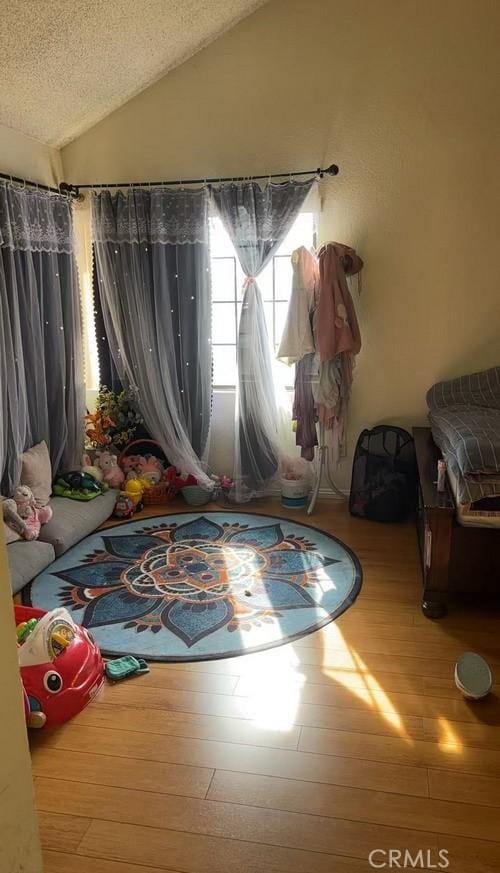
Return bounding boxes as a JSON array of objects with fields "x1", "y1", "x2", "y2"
[{"x1": 119, "y1": 439, "x2": 177, "y2": 505}]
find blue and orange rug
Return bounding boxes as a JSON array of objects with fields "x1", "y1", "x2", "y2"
[{"x1": 25, "y1": 512, "x2": 362, "y2": 661}]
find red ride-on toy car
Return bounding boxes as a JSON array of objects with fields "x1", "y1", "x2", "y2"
[{"x1": 15, "y1": 605, "x2": 104, "y2": 729}]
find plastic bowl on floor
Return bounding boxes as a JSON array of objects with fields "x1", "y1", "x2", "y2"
[
  {"x1": 454, "y1": 652, "x2": 492, "y2": 700},
  {"x1": 181, "y1": 485, "x2": 214, "y2": 506}
]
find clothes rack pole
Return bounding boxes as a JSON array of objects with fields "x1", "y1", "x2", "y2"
[{"x1": 307, "y1": 423, "x2": 345, "y2": 515}]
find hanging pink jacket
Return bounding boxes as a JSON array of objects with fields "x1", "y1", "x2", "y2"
[{"x1": 316, "y1": 243, "x2": 362, "y2": 362}]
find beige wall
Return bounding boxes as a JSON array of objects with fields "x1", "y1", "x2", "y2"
[
  {"x1": 62, "y1": 0, "x2": 500, "y2": 487},
  {"x1": 0, "y1": 122, "x2": 63, "y2": 188},
  {"x1": 0, "y1": 526, "x2": 42, "y2": 872}
]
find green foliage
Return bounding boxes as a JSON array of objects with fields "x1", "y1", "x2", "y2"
[{"x1": 95, "y1": 386, "x2": 144, "y2": 447}]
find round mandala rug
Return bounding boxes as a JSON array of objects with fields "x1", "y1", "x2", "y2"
[{"x1": 24, "y1": 512, "x2": 362, "y2": 661}]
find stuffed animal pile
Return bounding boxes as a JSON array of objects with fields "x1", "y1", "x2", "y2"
[{"x1": 113, "y1": 453, "x2": 198, "y2": 518}]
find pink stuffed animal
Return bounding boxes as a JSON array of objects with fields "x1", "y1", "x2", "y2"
[
  {"x1": 6, "y1": 485, "x2": 53, "y2": 541},
  {"x1": 138, "y1": 454, "x2": 163, "y2": 485},
  {"x1": 95, "y1": 451, "x2": 125, "y2": 489}
]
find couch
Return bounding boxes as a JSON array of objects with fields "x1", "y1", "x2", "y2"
[{"x1": 8, "y1": 490, "x2": 117, "y2": 595}]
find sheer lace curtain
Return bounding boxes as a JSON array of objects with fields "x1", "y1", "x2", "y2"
[
  {"x1": 212, "y1": 179, "x2": 313, "y2": 501},
  {"x1": 0, "y1": 183, "x2": 85, "y2": 493},
  {"x1": 91, "y1": 188, "x2": 212, "y2": 485}
]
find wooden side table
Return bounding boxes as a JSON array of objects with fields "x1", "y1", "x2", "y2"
[{"x1": 413, "y1": 427, "x2": 454, "y2": 618}]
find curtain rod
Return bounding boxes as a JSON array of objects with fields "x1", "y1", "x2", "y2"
[
  {"x1": 0, "y1": 170, "x2": 71, "y2": 197},
  {"x1": 0, "y1": 162, "x2": 339, "y2": 201},
  {"x1": 70, "y1": 163, "x2": 339, "y2": 196}
]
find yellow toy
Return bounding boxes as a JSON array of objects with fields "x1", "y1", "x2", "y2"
[{"x1": 123, "y1": 476, "x2": 144, "y2": 507}]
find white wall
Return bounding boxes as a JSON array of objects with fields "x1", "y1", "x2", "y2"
[
  {"x1": 0, "y1": 122, "x2": 63, "y2": 187},
  {"x1": 0, "y1": 526, "x2": 42, "y2": 872}
]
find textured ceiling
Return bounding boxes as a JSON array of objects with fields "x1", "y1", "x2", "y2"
[{"x1": 0, "y1": 0, "x2": 265, "y2": 148}]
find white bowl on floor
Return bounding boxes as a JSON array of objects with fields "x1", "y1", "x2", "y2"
[{"x1": 455, "y1": 652, "x2": 492, "y2": 699}]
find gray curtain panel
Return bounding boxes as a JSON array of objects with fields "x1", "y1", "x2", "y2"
[
  {"x1": 92, "y1": 188, "x2": 212, "y2": 484},
  {"x1": 0, "y1": 183, "x2": 85, "y2": 494},
  {"x1": 212, "y1": 179, "x2": 313, "y2": 500}
]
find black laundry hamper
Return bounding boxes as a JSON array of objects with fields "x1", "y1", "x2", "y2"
[{"x1": 349, "y1": 426, "x2": 417, "y2": 522}]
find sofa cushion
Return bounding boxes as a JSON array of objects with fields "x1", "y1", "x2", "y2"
[
  {"x1": 20, "y1": 440, "x2": 52, "y2": 507},
  {"x1": 39, "y1": 489, "x2": 117, "y2": 556},
  {"x1": 7, "y1": 540, "x2": 55, "y2": 595}
]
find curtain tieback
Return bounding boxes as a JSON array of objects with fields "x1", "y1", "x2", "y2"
[{"x1": 243, "y1": 276, "x2": 257, "y2": 289}]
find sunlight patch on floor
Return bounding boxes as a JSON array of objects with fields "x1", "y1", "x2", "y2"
[
  {"x1": 236, "y1": 645, "x2": 305, "y2": 731},
  {"x1": 322, "y1": 644, "x2": 412, "y2": 742},
  {"x1": 435, "y1": 716, "x2": 463, "y2": 753}
]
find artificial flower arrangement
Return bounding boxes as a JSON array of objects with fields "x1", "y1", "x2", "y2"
[
  {"x1": 84, "y1": 411, "x2": 116, "y2": 448},
  {"x1": 93, "y1": 386, "x2": 144, "y2": 448}
]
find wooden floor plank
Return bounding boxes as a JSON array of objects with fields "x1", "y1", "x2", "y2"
[
  {"x1": 423, "y1": 715, "x2": 500, "y2": 751},
  {"x1": 207, "y1": 769, "x2": 500, "y2": 841},
  {"x1": 96, "y1": 668, "x2": 499, "y2": 728},
  {"x1": 38, "y1": 810, "x2": 91, "y2": 852},
  {"x1": 94, "y1": 680, "x2": 426, "y2": 739},
  {"x1": 299, "y1": 724, "x2": 500, "y2": 777},
  {"x1": 36, "y1": 721, "x2": 429, "y2": 796},
  {"x1": 77, "y1": 819, "x2": 391, "y2": 873},
  {"x1": 72, "y1": 701, "x2": 302, "y2": 749},
  {"x1": 43, "y1": 851, "x2": 182, "y2": 873},
  {"x1": 35, "y1": 776, "x2": 439, "y2": 860},
  {"x1": 437, "y1": 834, "x2": 500, "y2": 873},
  {"x1": 428, "y1": 768, "x2": 500, "y2": 807},
  {"x1": 31, "y1": 747, "x2": 214, "y2": 798}
]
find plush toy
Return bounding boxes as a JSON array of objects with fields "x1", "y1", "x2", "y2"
[
  {"x1": 138, "y1": 454, "x2": 163, "y2": 485},
  {"x1": 4, "y1": 485, "x2": 53, "y2": 541},
  {"x1": 53, "y1": 471, "x2": 107, "y2": 501},
  {"x1": 165, "y1": 466, "x2": 197, "y2": 490},
  {"x1": 82, "y1": 452, "x2": 104, "y2": 482},
  {"x1": 123, "y1": 477, "x2": 144, "y2": 509},
  {"x1": 96, "y1": 451, "x2": 125, "y2": 489}
]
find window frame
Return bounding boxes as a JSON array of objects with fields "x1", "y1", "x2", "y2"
[{"x1": 210, "y1": 212, "x2": 316, "y2": 389}]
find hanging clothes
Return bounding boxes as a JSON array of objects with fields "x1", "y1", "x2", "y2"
[
  {"x1": 276, "y1": 246, "x2": 318, "y2": 365},
  {"x1": 293, "y1": 352, "x2": 318, "y2": 460},
  {"x1": 315, "y1": 242, "x2": 363, "y2": 463},
  {"x1": 316, "y1": 243, "x2": 362, "y2": 362},
  {"x1": 276, "y1": 246, "x2": 319, "y2": 458}
]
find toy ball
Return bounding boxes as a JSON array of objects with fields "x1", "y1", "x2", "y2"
[
  {"x1": 15, "y1": 605, "x2": 104, "y2": 729},
  {"x1": 455, "y1": 652, "x2": 492, "y2": 700}
]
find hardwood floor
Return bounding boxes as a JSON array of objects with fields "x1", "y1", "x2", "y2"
[{"x1": 30, "y1": 498, "x2": 500, "y2": 873}]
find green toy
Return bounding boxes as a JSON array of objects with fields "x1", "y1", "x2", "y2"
[
  {"x1": 16, "y1": 618, "x2": 38, "y2": 644},
  {"x1": 105, "y1": 656, "x2": 149, "y2": 681},
  {"x1": 53, "y1": 471, "x2": 108, "y2": 501}
]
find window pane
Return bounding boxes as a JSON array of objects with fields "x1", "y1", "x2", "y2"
[
  {"x1": 258, "y1": 262, "x2": 273, "y2": 300},
  {"x1": 275, "y1": 301, "x2": 289, "y2": 345},
  {"x1": 236, "y1": 261, "x2": 246, "y2": 299},
  {"x1": 212, "y1": 345, "x2": 236, "y2": 386},
  {"x1": 276, "y1": 212, "x2": 315, "y2": 255},
  {"x1": 274, "y1": 256, "x2": 293, "y2": 301},
  {"x1": 209, "y1": 217, "x2": 234, "y2": 257},
  {"x1": 263, "y1": 301, "x2": 274, "y2": 345},
  {"x1": 212, "y1": 302, "x2": 236, "y2": 344},
  {"x1": 211, "y1": 258, "x2": 236, "y2": 301}
]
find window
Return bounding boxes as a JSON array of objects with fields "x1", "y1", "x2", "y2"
[{"x1": 210, "y1": 211, "x2": 316, "y2": 387}]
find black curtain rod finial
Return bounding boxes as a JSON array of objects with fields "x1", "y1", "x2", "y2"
[{"x1": 318, "y1": 164, "x2": 339, "y2": 178}]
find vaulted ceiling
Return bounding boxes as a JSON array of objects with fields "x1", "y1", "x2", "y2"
[{"x1": 0, "y1": 0, "x2": 265, "y2": 148}]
